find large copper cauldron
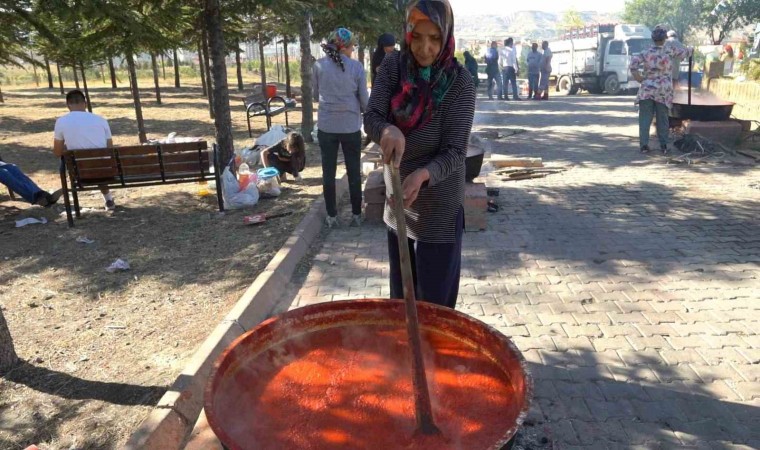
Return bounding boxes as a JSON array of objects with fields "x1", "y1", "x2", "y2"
[{"x1": 205, "y1": 299, "x2": 532, "y2": 450}]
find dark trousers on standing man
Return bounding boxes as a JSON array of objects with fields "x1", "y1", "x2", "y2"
[
  {"x1": 387, "y1": 207, "x2": 464, "y2": 309},
  {"x1": 503, "y1": 67, "x2": 519, "y2": 99},
  {"x1": 318, "y1": 130, "x2": 363, "y2": 217}
]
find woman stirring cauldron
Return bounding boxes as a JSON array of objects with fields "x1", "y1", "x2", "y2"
[
  {"x1": 364, "y1": 0, "x2": 475, "y2": 309},
  {"x1": 629, "y1": 25, "x2": 691, "y2": 155}
]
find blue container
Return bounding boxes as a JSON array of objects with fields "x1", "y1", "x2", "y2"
[
  {"x1": 257, "y1": 167, "x2": 279, "y2": 179},
  {"x1": 679, "y1": 71, "x2": 703, "y2": 87}
]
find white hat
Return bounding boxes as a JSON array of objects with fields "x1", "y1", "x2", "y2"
[{"x1": 667, "y1": 30, "x2": 677, "y2": 38}]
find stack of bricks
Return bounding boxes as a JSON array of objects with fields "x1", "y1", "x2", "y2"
[
  {"x1": 464, "y1": 182, "x2": 487, "y2": 232},
  {"x1": 363, "y1": 168, "x2": 385, "y2": 223}
]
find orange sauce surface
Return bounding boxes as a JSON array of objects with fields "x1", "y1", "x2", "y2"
[{"x1": 212, "y1": 325, "x2": 519, "y2": 449}]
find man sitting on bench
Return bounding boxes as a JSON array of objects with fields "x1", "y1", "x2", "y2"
[
  {"x1": 0, "y1": 160, "x2": 63, "y2": 207},
  {"x1": 53, "y1": 90, "x2": 116, "y2": 210}
]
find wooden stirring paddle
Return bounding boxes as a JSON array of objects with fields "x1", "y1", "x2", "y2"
[{"x1": 389, "y1": 164, "x2": 441, "y2": 435}]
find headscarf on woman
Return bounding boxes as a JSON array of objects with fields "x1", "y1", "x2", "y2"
[
  {"x1": 390, "y1": 0, "x2": 459, "y2": 134},
  {"x1": 321, "y1": 27, "x2": 357, "y2": 72},
  {"x1": 371, "y1": 33, "x2": 396, "y2": 84}
]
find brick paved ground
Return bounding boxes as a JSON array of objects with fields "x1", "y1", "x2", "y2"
[{"x1": 280, "y1": 94, "x2": 760, "y2": 449}]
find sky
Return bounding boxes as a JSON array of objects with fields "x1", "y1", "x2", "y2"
[{"x1": 448, "y1": 0, "x2": 626, "y2": 15}]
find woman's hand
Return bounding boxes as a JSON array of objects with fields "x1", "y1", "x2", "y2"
[
  {"x1": 380, "y1": 125, "x2": 405, "y2": 168},
  {"x1": 389, "y1": 168, "x2": 429, "y2": 209},
  {"x1": 632, "y1": 71, "x2": 644, "y2": 83}
]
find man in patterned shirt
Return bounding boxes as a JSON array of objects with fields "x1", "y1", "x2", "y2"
[{"x1": 629, "y1": 26, "x2": 691, "y2": 155}]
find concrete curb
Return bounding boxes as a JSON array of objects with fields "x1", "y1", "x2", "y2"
[{"x1": 125, "y1": 174, "x2": 349, "y2": 450}]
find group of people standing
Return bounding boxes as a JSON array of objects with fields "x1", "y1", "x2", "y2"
[
  {"x1": 313, "y1": 0, "x2": 475, "y2": 309},
  {"x1": 463, "y1": 38, "x2": 552, "y2": 101}
]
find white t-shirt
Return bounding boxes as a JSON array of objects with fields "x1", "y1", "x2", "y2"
[{"x1": 54, "y1": 111, "x2": 112, "y2": 150}]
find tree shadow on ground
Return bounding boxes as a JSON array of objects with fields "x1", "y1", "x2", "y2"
[
  {"x1": 522, "y1": 351, "x2": 759, "y2": 447},
  {"x1": 3, "y1": 361, "x2": 165, "y2": 406},
  {"x1": 462, "y1": 180, "x2": 758, "y2": 282}
]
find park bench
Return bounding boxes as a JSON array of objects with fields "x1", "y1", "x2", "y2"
[
  {"x1": 59, "y1": 141, "x2": 224, "y2": 227},
  {"x1": 236, "y1": 93, "x2": 292, "y2": 138}
]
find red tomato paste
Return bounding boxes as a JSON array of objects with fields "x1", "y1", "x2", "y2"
[{"x1": 211, "y1": 325, "x2": 519, "y2": 449}]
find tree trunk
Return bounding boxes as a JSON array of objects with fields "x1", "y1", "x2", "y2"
[
  {"x1": 173, "y1": 48, "x2": 181, "y2": 88},
  {"x1": 204, "y1": 0, "x2": 235, "y2": 168},
  {"x1": 151, "y1": 53, "x2": 162, "y2": 104},
  {"x1": 73, "y1": 65, "x2": 80, "y2": 89},
  {"x1": 0, "y1": 82, "x2": 4, "y2": 103},
  {"x1": 30, "y1": 51, "x2": 39, "y2": 87},
  {"x1": 235, "y1": 42, "x2": 244, "y2": 90},
  {"x1": 80, "y1": 63, "x2": 92, "y2": 112},
  {"x1": 275, "y1": 39, "x2": 281, "y2": 83},
  {"x1": 108, "y1": 57, "x2": 117, "y2": 88},
  {"x1": 126, "y1": 52, "x2": 148, "y2": 143},
  {"x1": 44, "y1": 56, "x2": 54, "y2": 88},
  {"x1": 56, "y1": 63, "x2": 64, "y2": 94},
  {"x1": 298, "y1": 13, "x2": 314, "y2": 142},
  {"x1": 201, "y1": 28, "x2": 215, "y2": 119},
  {"x1": 358, "y1": 45, "x2": 365, "y2": 67},
  {"x1": 283, "y1": 37, "x2": 292, "y2": 98},
  {"x1": 198, "y1": 41, "x2": 207, "y2": 97},
  {"x1": 258, "y1": 33, "x2": 267, "y2": 97},
  {"x1": 160, "y1": 52, "x2": 166, "y2": 79},
  {"x1": 0, "y1": 309, "x2": 18, "y2": 374},
  {"x1": 100, "y1": 64, "x2": 105, "y2": 84}
]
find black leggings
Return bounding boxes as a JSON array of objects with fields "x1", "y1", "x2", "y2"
[{"x1": 318, "y1": 130, "x2": 363, "y2": 217}]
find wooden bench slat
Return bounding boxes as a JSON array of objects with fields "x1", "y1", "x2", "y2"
[
  {"x1": 78, "y1": 168, "x2": 120, "y2": 180},
  {"x1": 119, "y1": 155, "x2": 160, "y2": 166},
  {"x1": 160, "y1": 141, "x2": 207, "y2": 152},
  {"x1": 117, "y1": 145, "x2": 160, "y2": 156},
  {"x1": 74, "y1": 158, "x2": 118, "y2": 170}
]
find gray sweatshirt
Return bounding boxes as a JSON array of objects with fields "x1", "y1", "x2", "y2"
[{"x1": 313, "y1": 55, "x2": 369, "y2": 134}]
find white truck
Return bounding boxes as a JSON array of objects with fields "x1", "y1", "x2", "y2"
[{"x1": 550, "y1": 24, "x2": 652, "y2": 95}]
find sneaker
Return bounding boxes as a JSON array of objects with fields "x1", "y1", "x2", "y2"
[
  {"x1": 660, "y1": 144, "x2": 669, "y2": 155},
  {"x1": 105, "y1": 199, "x2": 116, "y2": 211},
  {"x1": 325, "y1": 216, "x2": 339, "y2": 228},
  {"x1": 350, "y1": 214, "x2": 362, "y2": 227},
  {"x1": 640, "y1": 145, "x2": 651, "y2": 154}
]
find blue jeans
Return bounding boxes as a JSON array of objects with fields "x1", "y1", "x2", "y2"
[
  {"x1": 528, "y1": 73, "x2": 539, "y2": 98},
  {"x1": 638, "y1": 99, "x2": 669, "y2": 148},
  {"x1": 0, "y1": 163, "x2": 43, "y2": 204},
  {"x1": 503, "y1": 67, "x2": 519, "y2": 98},
  {"x1": 487, "y1": 72, "x2": 503, "y2": 99}
]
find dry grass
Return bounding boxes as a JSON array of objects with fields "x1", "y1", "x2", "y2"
[{"x1": 0, "y1": 79, "x2": 325, "y2": 449}]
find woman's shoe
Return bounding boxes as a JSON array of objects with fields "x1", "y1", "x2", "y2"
[
  {"x1": 660, "y1": 144, "x2": 669, "y2": 155},
  {"x1": 350, "y1": 214, "x2": 362, "y2": 227},
  {"x1": 640, "y1": 145, "x2": 651, "y2": 153},
  {"x1": 325, "y1": 216, "x2": 339, "y2": 228}
]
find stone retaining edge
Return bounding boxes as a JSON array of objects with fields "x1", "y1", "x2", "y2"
[{"x1": 124, "y1": 174, "x2": 349, "y2": 450}]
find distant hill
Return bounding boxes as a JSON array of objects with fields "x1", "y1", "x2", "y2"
[{"x1": 455, "y1": 10, "x2": 623, "y2": 42}]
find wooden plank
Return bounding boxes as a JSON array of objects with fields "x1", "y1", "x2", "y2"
[
  {"x1": 163, "y1": 162, "x2": 204, "y2": 174},
  {"x1": 162, "y1": 152, "x2": 209, "y2": 164},
  {"x1": 120, "y1": 155, "x2": 160, "y2": 166},
  {"x1": 161, "y1": 141, "x2": 207, "y2": 153},
  {"x1": 69, "y1": 148, "x2": 114, "y2": 158},
  {"x1": 78, "y1": 167, "x2": 119, "y2": 181},
  {"x1": 75, "y1": 157, "x2": 117, "y2": 170},
  {"x1": 486, "y1": 155, "x2": 543, "y2": 168},
  {"x1": 117, "y1": 145, "x2": 160, "y2": 156}
]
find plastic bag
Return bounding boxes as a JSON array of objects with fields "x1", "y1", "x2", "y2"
[
  {"x1": 222, "y1": 166, "x2": 259, "y2": 209},
  {"x1": 255, "y1": 125, "x2": 288, "y2": 147}
]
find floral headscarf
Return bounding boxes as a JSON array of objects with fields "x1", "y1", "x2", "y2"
[
  {"x1": 322, "y1": 27, "x2": 357, "y2": 72},
  {"x1": 391, "y1": 0, "x2": 459, "y2": 134}
]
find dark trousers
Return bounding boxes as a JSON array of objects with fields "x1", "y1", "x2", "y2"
[
  {"x1": 487, "y1": 72, "x2": 503, "y2": 99},
  {"x1": 503, "y1": 67, "x2": 519, "y2": 98},
  {"x1": 318, "y1": 130, "x2": 362, "y2": 217},
  {"x1": 387, "y1": 208, "x2": 464, "y2": 309}
]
